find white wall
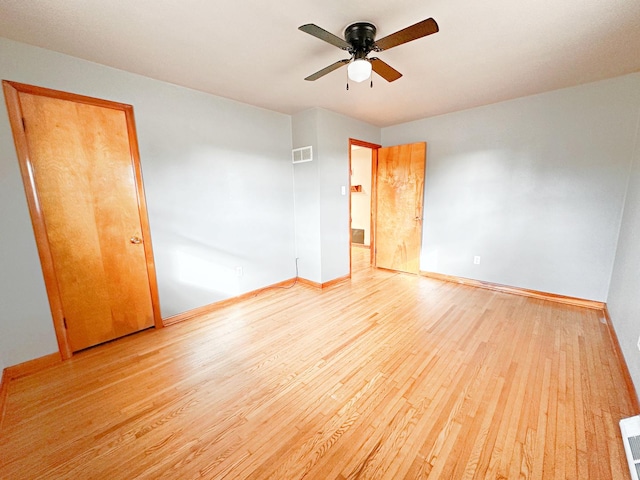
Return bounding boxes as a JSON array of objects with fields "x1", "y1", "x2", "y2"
[
  {"x1": 291, "y1": 109, "x2": 321, "y2": 282},
  {"x1": 351, "y1": 147, "x2": 372, "y2": 245},
  {"x1": 382, "y1": 74, "x2": 640, "y2": 301},
  {"x1": 0, "y1": 37, "x2": 295, "y2": 367},
  {"x1": 291, "y1": 108, "x2": 380, "y2": 283},
  {"x1": 138, "y1": 85, "x2": 295, "y2": 317},
  {"x1": 607, "y1": 73, "x2": 640, "y2": 399}
]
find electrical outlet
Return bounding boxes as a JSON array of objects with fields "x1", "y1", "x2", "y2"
[
  {"x1": 637, "y1": 335, "x2": 640, "y2": 352},
  {"x1": 473, "y1": 256, "x2": 481, "y2": 265},
  {"x1": 235, "y1": 266, "x2": 243, "y2": 277}
]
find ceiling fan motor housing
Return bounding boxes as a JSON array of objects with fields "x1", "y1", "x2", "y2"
[{"x1": 344, "y1": 22, "x2": 377, "y2": 56}]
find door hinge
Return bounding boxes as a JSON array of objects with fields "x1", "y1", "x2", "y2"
[
  {"x1": 22, "y1": 117, "x2": 26, "y2": 130},
  {"x1": 63, "y1": 317, "x2": 67, "y2": 329}
]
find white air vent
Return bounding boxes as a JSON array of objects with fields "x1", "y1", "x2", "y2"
[
  {"x1": 292, "y1": 146, "x2": 313, "y2": 164},
  {"x1": 620, "y1": 415, "x2": 640, "y2": 479}
]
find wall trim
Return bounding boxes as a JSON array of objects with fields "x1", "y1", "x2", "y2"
[
  {"x1": 4, "y1": 352, "x2": 62, "y2": 380},
  {"x1": 0, "y1": 352, "x2": 61, "y2": 430},
  {"x1": 420, "y1": 271, "x2": 605, "y2": 310},
  {"x1": 296, "y1": 277, "x2": 322, "y2": 289},
  {"x1": 603, "y1": 307, "x2": 640, "y2": 413},
  {"x1": 298, "y1": 274, "x2": 351, "y2": 290},
  {"x1": 163, "y1": 278, "x2": 297, "y2": 326}
]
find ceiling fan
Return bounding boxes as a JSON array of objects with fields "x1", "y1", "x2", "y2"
[{"x1": 298, "y1": 18, "x2": 439, "y2": 86}]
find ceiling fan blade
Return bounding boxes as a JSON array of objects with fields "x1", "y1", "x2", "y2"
[
  {"x1": 299, "y1": 24, "x2": 351, "y2": 50},
  {"x1": 374, "y1": 18, "x2": 439, "y2": 51},
  {"x1": 304, "y1": 59, "x2": 350, "y2": 81},
  {"x1": 370, "y1": 58, "x2": 402, "y2": 82}
]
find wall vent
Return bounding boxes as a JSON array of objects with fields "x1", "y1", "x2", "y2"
[
  {"x1": 620, "y1": 415, "x2": 640, "y2": 479},
  {"x1": 292, "y1": 146, "x2": 313, "y2": 164}
]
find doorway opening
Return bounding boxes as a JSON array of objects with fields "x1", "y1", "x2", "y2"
[{"x1": 349, "y1": 139, "x2": 380, "y2": 274}]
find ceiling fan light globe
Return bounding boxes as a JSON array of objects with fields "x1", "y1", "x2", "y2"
[{"x1": 347, "y1": 59, "x2": 372, "y2": 83}]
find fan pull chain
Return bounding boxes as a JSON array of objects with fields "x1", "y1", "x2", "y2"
[{"x1": 346, "y1": 81, "x2": 349, "y2": 91}]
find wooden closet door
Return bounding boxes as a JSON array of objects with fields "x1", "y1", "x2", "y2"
[
  {"x1": 375, "y1": 142, "x2": 426, "y2": 274},
  {"x1": 14, "y1": 88, "x2": 156, "y2": 352}
]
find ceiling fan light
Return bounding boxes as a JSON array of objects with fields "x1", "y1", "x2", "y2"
[{"x1": 347, "y1": 59, "x2": 372, "y2": 83}]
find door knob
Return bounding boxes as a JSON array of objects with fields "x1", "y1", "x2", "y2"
[{"x1": 130, "y1": 236, "x2": 142, "y2": 244}]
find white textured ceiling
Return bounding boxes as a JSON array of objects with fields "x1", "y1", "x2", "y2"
[{"x1": 1, "y1": 0, "x2": 639, "y2": 127}]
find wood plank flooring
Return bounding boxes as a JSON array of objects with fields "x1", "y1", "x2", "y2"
[{"x1": 0, "y1": 248, "x2": 636, "y2": 479}]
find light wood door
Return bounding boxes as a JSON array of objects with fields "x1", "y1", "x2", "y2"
[
  {"x1": 4, "y1": 82, "x2": 160, "y2": 354},
  {"x1": 375, "y1": 142, "x2": 426, "y2": 274}
]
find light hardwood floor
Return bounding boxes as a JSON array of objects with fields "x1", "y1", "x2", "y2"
[{"x1": 0, "y1": 248, "x2": 636, "y2": 479}]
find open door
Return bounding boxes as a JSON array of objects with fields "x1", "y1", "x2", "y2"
[{"x1": 374, "y1": 142, "x2": 426, "y2": 274}]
